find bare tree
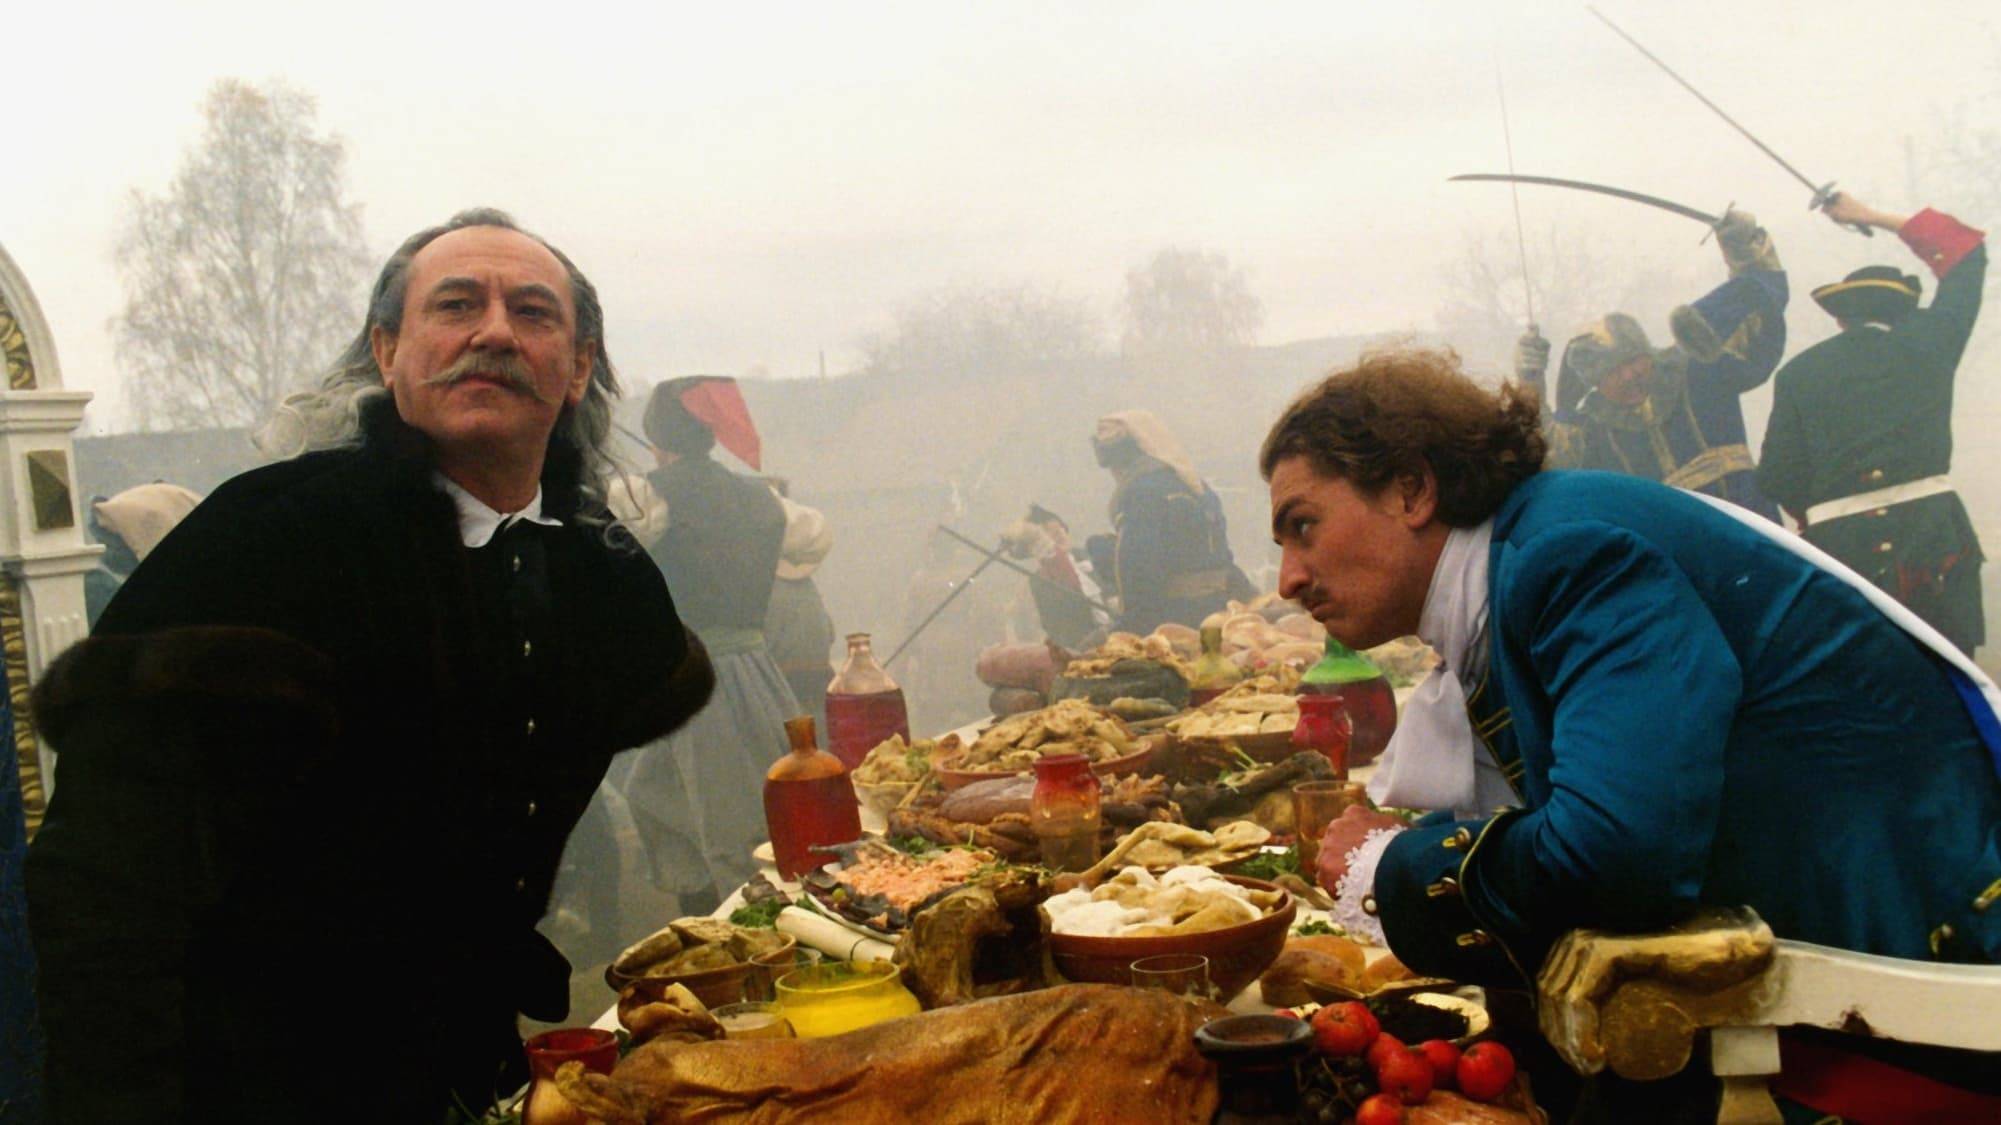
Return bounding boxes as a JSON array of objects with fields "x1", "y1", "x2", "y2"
[
  {"x1": 112, "y1": 79, "x2": 370, "y2": 431},
  {"x1": 1435, "y1": 224, "x2": 1702, "y2": 381},
  {"x1": 858, "y1": 284, "x2": 1103, "y2": 379},
  {"x1": 1903, "y1": 61, "x2": 2001, "y2": 242},
  {"x1": 1118, "y1": 247, "x2": 1263, "y2": 361}
]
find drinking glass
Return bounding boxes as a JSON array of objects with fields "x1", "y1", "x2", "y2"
[
  {"x1": 745, "y1": 944, "x2": 824, "y2": 1003},
  {"x1": 1293, "y1": 780, "x2": 1368, "y2": 873},
  {"x1": 712, "y1": 1000, "x2": 796, "y2": 1040},
  {"x1": 1129, "y1": 953, "x2": 1216, "y2": 1002}
]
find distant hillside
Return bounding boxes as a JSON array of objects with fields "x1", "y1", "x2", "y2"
[{"x1": 74, "y1": 427, "x2": 264, "y2": 504}]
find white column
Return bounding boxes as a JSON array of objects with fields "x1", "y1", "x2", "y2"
[{"x1": 0, "y1": 241, "x2": 98, "y2": 806}]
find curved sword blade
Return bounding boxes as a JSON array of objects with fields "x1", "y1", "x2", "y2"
[
  {"x1": 1585, "y1": 7, "x2": 1873, "y2": 238},
  {"x1": 1450, "y1": 173, "x2": 1721, "y2": 227},
  {"x1": 1587, "y1": 6, "x2": 1821, "y2": 195}
]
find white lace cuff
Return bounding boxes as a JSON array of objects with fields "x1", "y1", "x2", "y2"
[{"x1": 1330, "y1": 826, "x2": 1404, "y2": 946}]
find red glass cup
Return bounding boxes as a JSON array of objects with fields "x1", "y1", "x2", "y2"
[
  {"x1": 1031, "y1": 753, "x2": 1103, "y2": 871},
  {"x1": 522, "y1": 1028, "x2": 619, "y2": 1125},
  {"x1": 1291, "y1": 694, "x2": 1352, "y2": 777}
]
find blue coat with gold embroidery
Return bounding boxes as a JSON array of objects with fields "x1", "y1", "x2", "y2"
[
  {"x1": 1375, "y1": 471, "x2": 2001, "y2": 987},
  {"x1": 1550, "y1": 269, "x2": 1787, "y2": 521}
]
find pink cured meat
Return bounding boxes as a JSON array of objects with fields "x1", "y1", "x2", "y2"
[{"x1": 976, "y1": 642, "x2": 1060, "y2": 693}]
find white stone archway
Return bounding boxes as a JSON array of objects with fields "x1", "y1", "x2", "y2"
[{"x1": 0, "y1": 240, "x2": 97, "y2": 831}]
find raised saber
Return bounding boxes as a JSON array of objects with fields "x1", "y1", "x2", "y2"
[
  {"x1": 884, "y1": 524, "x2": 1114, "y2": 667},
  {"x1": 1586, "y1": 5, "x2": 1871, "y2": 237},
  {"x1": 935, "y1": 526, "x2": 1114, "y2": 616},
  {"x1": 1496, "y1": 69, "x2": 1537, "y2": 331},
  {"x1": 1450, "y1": 173, "x2": 1723, "y2": 227},
  {"x1": 884, "y1": 546, "x2": 1003, "y2": 668}
]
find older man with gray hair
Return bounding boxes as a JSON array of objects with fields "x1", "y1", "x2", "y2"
[{"x1": 26, "y1": 209, "x2": 713, "y2": 1123}]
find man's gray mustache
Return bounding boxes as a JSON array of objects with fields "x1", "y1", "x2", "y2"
[{"x1": 419, "y1": 352, "x2": 550, "y2": 401}]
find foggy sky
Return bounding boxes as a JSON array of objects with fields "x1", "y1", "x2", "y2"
[{"x1": 4, "y1": 0, "x2": 1996, "y2": 431}]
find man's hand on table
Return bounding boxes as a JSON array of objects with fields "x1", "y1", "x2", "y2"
[{"x1": 1314, "y1": 805, "x2": 1408, "y2": 892}]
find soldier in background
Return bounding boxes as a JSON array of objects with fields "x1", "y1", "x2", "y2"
[
  {"x1": 1515, "y1": 209, "x2": 1787, "y2": 520},
  {"x1": 1085, "y1": 410, "x2": 1251, "y2": 633},
  {"x1": 1001, "y1": 503, "x2": 1101, "y2": 650},
  {"x1": 1759, "y1": 193, "x2": 1988, "y2": 656}
]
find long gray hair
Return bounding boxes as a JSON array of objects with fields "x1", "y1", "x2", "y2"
[{"x1": 259, "y1": 207, "x2": 624, "y2": 535}]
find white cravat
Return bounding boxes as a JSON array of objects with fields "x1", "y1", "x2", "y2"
[
  {"x1": 1367, "y1": 519, "x2": 1516, "y2": 816},
  {"x1": 434, "y1": 473, "x2": 563, "y2": 548}
]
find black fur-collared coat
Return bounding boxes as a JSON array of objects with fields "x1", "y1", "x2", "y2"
[{"x1": 25, "y1": 408, "x2": 713, "y2": 1124}]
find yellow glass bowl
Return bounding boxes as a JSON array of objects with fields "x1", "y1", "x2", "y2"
[{"x1": 774, "y1": 961, "x2": 922, "y2": 1038}]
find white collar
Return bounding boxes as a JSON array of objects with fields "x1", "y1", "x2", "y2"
[
  {"x1": 1367, "y1": 519, "x2": 1517, "y2": 816},
  {"x1": 1416, "y1": 520, "x2": 1492, "y2": 684},
  {"x1": 434, "y1": 473, "x2": 563, "y2": 548}
]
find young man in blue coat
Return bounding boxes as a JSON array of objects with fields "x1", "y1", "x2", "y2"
[
  {"x1": 1272, "y1": 342, "x2": 1992, "y2": 952},
  {"x1": 1263, "y1": 348, "x2": 2001, "y2": 1114}
]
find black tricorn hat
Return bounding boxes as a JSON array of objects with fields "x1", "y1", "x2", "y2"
[{"x1": 1811, "y1": 266, "x2": 1922, "y2": 324}]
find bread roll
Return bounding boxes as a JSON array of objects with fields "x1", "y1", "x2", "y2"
[{"x1": 1257, "y1": 934, "x2": 1368, "y2": 1006}]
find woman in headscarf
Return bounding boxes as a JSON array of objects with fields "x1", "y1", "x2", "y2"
[
  {"x1": 85, "y1": 482, "x2": 203, "y2": 626},
  {"x1": 619, "y1": 376, "x2": 797, "y2": 913}
]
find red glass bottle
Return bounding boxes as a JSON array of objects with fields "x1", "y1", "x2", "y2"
[
  {"x1": 1297, "y1": 637, "x2": 1397, "y2": 766},
  {"x1": 1030, "y1": 753, "x2": 1102, "y2": 872},
  {"x1": 823, "y1": 633, "x2": 911, "y2": 770},
  {"x1": 764, "y1": 716, "x2": 865, "y2": 880},
  {"x1": 1291, "y1": 694, "x2": 1353, "y2": 778}
]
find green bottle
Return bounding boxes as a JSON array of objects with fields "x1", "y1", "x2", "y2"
[
  {"x1": 1187, "y1": 624, "x2": 1243, "y2": 707},
  {"x1": 1298, "y1": 636, "x2": 1397, "y2": 764}
]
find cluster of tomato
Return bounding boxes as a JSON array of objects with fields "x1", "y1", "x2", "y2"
[{"x1": 1289, "y1": 1001, "x2": 1516, "y2": 1124}]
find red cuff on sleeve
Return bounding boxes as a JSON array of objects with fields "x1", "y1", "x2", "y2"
[{"x1": 1899, "y1": 208, "x2": 1986, "y2": 278}]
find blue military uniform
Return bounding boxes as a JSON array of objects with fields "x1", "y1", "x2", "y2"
[
  {"x1": 1374, "y1": 471, "x2": 2001, "y2": 988},
  {"x1": 1091, "y1": 457, "x2": 1245, "y2": 634},
  {"x1": 1546, "y1": 255, "x2": 1788, "y2": 521}
]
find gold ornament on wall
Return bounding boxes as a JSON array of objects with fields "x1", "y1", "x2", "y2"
[{"x1": 0, "y1": 290, "x2": 36, "y2": 390}]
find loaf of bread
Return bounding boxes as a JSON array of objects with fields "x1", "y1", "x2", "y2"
[{"x1": 1258, "y1": 934, "x2": 1368, "y2": 1006}]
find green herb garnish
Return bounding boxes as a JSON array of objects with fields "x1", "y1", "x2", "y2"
[
  {"x1": 885, "y1": 835, "x2": 941, "y2": 856},
  {"x1": 729, "y1": 899, "x2": 787, "y2": 929},
  {"x1": 1234, "y1": 843, "x2": 1301, "y2": 881},
  {"x1": 1292, "y1": 918, "x2": 1346, "y2": 937}
]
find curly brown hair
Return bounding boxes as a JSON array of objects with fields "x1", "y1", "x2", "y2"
[{"x1": 1259, "y1": 346, "x2": 1546, "y2": 527}]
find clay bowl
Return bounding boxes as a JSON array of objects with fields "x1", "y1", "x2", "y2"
[
  {"x1": 851, "y1": 777, "x2": 918, "y2": 819},
  {"x1": 604, "y1": 933, "x2": 798, "y2": 1011},
  {"x1": 1299, "y1": 983, "x2": 1492, "y2": 1047},
  {"x1": 1045, "y1": 875, "x2": 1296, "y2": 1001},
  {"x1": 934, "y1": 740, "x2": 1157, "y2": 791}
]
